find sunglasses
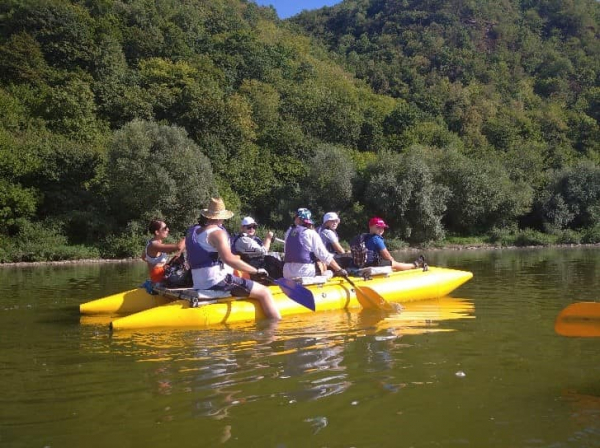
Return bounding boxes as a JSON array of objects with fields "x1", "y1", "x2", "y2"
[
  {"x1": 245, "y1": 224, "x2": 257, "y2": 230},
  {"x1": 160, "y1": 226, "x2": 169, "y2": 231}
]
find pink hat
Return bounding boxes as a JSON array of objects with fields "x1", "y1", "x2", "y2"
[{"x1": 368, "y1": 217, "x2": 389, "y2": 228}]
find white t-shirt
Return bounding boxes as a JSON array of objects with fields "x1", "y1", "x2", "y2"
[
  {"x1": 283, "y1": 227, "x2": 334, "y2": 279},
  {"x1": 190, "y1": 227, "x2": 233, "y2": 289}
]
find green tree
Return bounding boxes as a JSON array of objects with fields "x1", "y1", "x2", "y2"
[
  {"x1": 40, "y1": 73, "x2": 107, "y2": 142},
  {"x1": 0, "y1": 128, "x2": 41, "y2": 234},
  {"x1": 281, "y1": 69, "x2": 365, "y2": 147},
  {"x1": 0, "y1": 31, "x2": 48, "y2": 85},
  {"x1": 20, "y1": 131, "x2": 107, "y2": 244},
  {"x1": 238, "y1": 79, "x2": 280, "y2": 137},
  {"x1": 540, "y1": 162, "x2": 600, "y2": 230},
  {"x1": 6, "y1": 0, "x2": 97, "y2": 70},
  {"x1": 436, "y1": 150, "x2": 533, "y2": 234},
  {"x1": 106, "y1": 120, "x2": 216, "y2": 233},
  {"x1": 302, "y1": 143, "x2": 356, "y2": 215},
  {"x1": 362, "y1": 148, "x2": 448, "y2": 243}
]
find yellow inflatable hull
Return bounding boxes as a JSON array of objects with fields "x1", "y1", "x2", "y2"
[
  {"x1": 106, "y1": 267, "x2": 473, "y2": 331},
  {"x1": 79, "y1": 288, "x2": 172, "y2": 315}
]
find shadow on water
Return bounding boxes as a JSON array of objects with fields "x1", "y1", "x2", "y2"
[{"x1": 36, "y1": 306, "x2": 82, "y2": 326}]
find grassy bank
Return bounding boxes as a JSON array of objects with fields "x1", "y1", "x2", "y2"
[{"x1": 2, "y1": 225, "x2": 599, "y2": 265}]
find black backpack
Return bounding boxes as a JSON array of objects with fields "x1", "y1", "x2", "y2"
[
  {"x1": 350, "y1": 233, "x2": 370, "y2": 268},
  {"x1": 164, "y1": 254, "x2": 192, "y2": 288}
]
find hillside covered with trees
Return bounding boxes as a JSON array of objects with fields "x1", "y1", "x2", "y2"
[{"x1": 0, "y1": 0, "x2": 598, "y2": 262}]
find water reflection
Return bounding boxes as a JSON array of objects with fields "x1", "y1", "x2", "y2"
[
  {"x1": 77, "y1": 296, "x2": 474, "y2": 423},
  {"x1": 561, "y1": 389, "x2": 600, "y2": 442},
  {"x1": 8, "y1": 249, "x2": 600, "y2": 447}
]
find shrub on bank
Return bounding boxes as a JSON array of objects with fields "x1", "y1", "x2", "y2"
[
  {"x1": 487, "y1": 227, "x2": 516, "y2": 246},
  {"x1": 487, "y1": 227, "x2": 600, "y2": 247},
  {"x1": 511, "y1": 229, "x2": 555, "y2": 246},
  {"x1": 582, "y1": 225, "x2": 600, "y2": 244},
  {"x1": 0, "y1": 221, "x2": 100, "y2": 262},
  {"x1": 384, "y1": 236, "x2": 410, "y2": 251},
  {"x1": 439, "y1": 235, "x2": 487, "y2": 247},
  {"x1": 100, "y1": 221, "x2": 147, "y2": 259},
  {"x1": 554, "y1": 229, "x2": 582, "y2": 245},
  {"x1": 488, "y1": 227, "x2": 557, "y2": 247}
]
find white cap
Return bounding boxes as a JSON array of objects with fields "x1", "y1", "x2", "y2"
[
  {"x1": 322, "y1": 212, "x2": 340, "y2": 224},
  {"x1": 241, "y1": 216, "x2": 257, "y2": 226}
]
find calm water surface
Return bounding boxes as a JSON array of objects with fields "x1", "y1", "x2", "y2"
[{"x1": 1, "y1": 247, "x2": 599, "y2": 448}]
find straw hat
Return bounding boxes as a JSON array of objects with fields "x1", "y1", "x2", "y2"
[{"x1": 200, "y1": 197, "x2": 234, "y2": 220}]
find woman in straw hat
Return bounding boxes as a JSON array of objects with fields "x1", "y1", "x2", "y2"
[{"x1": 185, "y1": 197, "x2": 281, "y2": 320}]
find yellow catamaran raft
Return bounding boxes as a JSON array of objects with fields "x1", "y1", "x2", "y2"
[{"x1": 80, "y1": 266, "x2": 473, "y2": 331}]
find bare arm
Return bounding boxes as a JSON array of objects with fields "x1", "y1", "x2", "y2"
[
  {"x1": 305, "y1": 230, "x2": 343, "y2": 271},
  {"x1": 209, "y1": 229, "x2": 260, "y2": 274},
  {"x1": 331, "y1": 241, "x2": 345, "y2": 254},
  {"x1": 328, "y1": 258, "x2": 342, "y2": 272},
  {"x1": 321, "y1": 228, "x2": 344, "y2": 254},
  {"x1": 379, "y1": 248, "x2": 394, "y2": 262},
  {"x1": 147, "y1": 238, "x2": 185, "y2": 257},
  {"x1": 263, "y1": 231, "x2": 274, "y2": 251}
]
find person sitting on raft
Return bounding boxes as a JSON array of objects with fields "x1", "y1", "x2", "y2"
[
  {"x1": 142, "y1": 219, "x2": 185, "y2": 283},
  {"x1": 317, "y1": 211, "x2": 352, "y2": 268},
  {"x1": 231, "y1": 216, "x2": 283, "y2": 280},
  {"x1": 358, "y1": 217, "x2": 427, "y2": 271},
  {"x1": 283, "y1": 208, "x2": 347, "y2": 279},
  {"x1": 185, "y1": 197, "x2": 281, "y2": 320}
]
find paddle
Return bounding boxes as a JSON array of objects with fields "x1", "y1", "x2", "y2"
[
  {"x1": 556, "y1": 302, "x2": 600, "y2": 320},
  {"x1": 267, "y1": 276, "x2": 316, "y2": 311},
  {"x1": 555, "y1": 302, "x2": 600, "y2": 337},
  {"x1": 341, "y1": 274, "x2": 397, "y2": 313},
  {"x1": 154, "y1": 280, "x2": 315, "y2": 311}
]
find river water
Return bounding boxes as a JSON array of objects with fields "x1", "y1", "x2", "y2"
[{"x1": 1, "y1": 247, "x2": 599, "y2": 448}]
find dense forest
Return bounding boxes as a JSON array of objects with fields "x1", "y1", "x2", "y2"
[{"x1": 0, "y1": 0, "x2": 598, "y2": 262}]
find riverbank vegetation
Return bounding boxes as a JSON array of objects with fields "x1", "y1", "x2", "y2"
[{"x1": 0, "y1": 0, "x2": 598, "y2": 262}]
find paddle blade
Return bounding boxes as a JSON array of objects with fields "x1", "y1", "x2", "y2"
[
  {"x1": 555, "y1": 302, "x2": 600, "y2": 337},
  {"x1": 273, "y1": 278, "x2": 316, "y2": 311},
  {"x1": 557, "y1": 302, "x2": 600, "y2": 320},
  {"x1": 356, "y1": 285, "x2": 399, "y2": 313},
  {"x1": 342, "y1": 274, "x2": 397, "y2": 313},
  {"x1": 555, "y1": 319, "x2": 600, "y2": 337}
]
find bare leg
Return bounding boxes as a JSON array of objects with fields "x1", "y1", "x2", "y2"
[
  {"x1": 392, "y1": 255, "x2": 426, "y2": 271},
  {"x1": 249, "y1": 283, "x2": 282, "y2": 320},
  {"x1": 392, "y1": 261, "x2": 418, "y2": 271}
]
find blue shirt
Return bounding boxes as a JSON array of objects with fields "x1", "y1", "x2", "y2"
[{"x1": 364, "y1": 234, "x2": 386, "y2": 264}]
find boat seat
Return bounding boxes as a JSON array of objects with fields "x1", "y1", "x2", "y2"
[{"x1": 291, "y1": 275, "x2": 329, "y2": 286}]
